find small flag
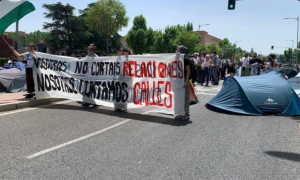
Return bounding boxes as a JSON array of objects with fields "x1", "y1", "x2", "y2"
[{"x1": 0, "y1": 0, "x2": 35, "y2": 35}]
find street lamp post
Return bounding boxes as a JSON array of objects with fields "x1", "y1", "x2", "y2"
[
  {"x1": 284, "y1": 16, "x2": 299, "y2": 64},
  {"x1": 197, "y1": 24, "x2": 210, "y2": 53}
]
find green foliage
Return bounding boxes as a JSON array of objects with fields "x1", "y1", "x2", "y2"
[
  {"x1": 194, "y1": 44, "x2": 207, "y2": 54},
  {"x1": 206, "y1": 43, "x2": 221, "y2": 54},
  {"x1": 174, "y1": 30, "x2": 198, "y2": 54},
  {"x1": 0, "y1": 57, "x2": 9, "y2": 67},
  {"x1": 25, "y1": 30, "x2": 50, "y2": 44},
  {"x1": 42, "y1": 3, "x2": 75, "y2": 52},
  {"x1": 125, "y1": 15, "x2": 155, "y2": 54},
  {"x1": 85, "y1": 0, "x2": 129, "y2": 55},
  {"x1": 284, "y1": 48, "x2": 293, "y2": 63}
]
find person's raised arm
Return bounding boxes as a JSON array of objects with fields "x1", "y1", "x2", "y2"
[{"x1": 9, "y1": 46, "x2": 25, "y2": 59}]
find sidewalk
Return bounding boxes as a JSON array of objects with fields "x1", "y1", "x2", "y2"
[{"x1": 0, "y1": 92, "x2": 64, "y2": 113}]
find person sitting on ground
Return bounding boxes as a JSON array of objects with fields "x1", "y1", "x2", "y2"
[{"x1": 6, "y1": 57, "x2": 14, "y2": 67}]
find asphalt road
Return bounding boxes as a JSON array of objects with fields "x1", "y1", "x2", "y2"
[{"x1": 0, "y1": 85, "x2": 300, "y2": 180}]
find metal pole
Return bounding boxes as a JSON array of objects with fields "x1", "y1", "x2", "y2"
[
  {"x1": 198, "y1": 25, "x2": 200, "y2": 53},
  {"x1": 16, "y1": 21, "x2": 19, "y2": 52},
  {"x1": 297, "y1": 16, "x2": 299, "y2": 64}
]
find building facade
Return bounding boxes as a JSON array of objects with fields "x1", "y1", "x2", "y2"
[{"x1": 194, "y1": 31, "x2": 221, "y2": 46}]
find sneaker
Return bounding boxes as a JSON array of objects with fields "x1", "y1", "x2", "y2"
[
  {"x1": 25, "y1": 94, "x2": 33, "y2": 98},
  {"x1": 205, "y1": 84, "x2": 210, "y2": 87},
  {"x1": 200, "y1": 83, "x2": 203, "y2": 86},
  {"x1": 182, "y1": 115, "x2": 190, "y2": 120},
  {"x1": 81, "y1": 103, "x2": 90, "y2": 107},
  {"x1": 175, "y1": 115, "x2": 185, "y2": 119}
]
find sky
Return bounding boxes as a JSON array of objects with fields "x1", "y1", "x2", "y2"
[{"x1": 5, "y1": 0, "x2": 300, "y2": 55}]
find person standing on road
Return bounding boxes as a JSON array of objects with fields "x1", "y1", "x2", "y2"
[
  {"x1": 240, "y1": 52, "x2": 251, "y2": 77},
  {"x1": 211, "y1": 51, "x2": 219, "y2": 85},
  {"x1": 201, "y1": 54, "x2": 211, "y2": 86},
  {"x1": 249, "y1": 52, "x2": 262, "y2": 76},
  {"x1": 114, "y1": 48, "x2": 132, "y2": 112},
  {"x1": 196, "y1": 53, "x2": 204, "y2": 84},
  {"x1": 220, "y1": 56, "x2": 227, "y2": 80},
  {"x1": 227, "y1": 54, "x2": 237, "y2": 77},
  {"x1": 9, "y1": 43, "x2": 37, "y2": 99},
  {"x1": 175, "y1": 46, "x2": 190, "y2": 120}
]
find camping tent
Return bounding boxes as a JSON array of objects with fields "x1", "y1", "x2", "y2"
[
  {"x1": 0, "y1": 68, "x2": 26, "y2": 93},
  {"x1": 289, "y1": 72, "x2": 300, "y2": 96},
  {"x1": 7, "y1": 69, "x2": 26, "y2": 93},
  {"x1": 207, "y1": 71, "x2": 300, "y2": 115},
  {"x1": 3, "y1": 62, "x2": 26, "y2": 71}
]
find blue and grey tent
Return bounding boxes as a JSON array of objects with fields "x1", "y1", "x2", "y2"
[
  {"x1": 207, "y1": 71, "x2": 300, "y2": 115},
  {"x1": 3, "y1": 62, "x2": 26, "y2": 71}
]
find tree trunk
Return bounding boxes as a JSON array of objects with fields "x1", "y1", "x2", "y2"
[{"x1": 106, "y1": 36, "x2": 110, "y2": 55}]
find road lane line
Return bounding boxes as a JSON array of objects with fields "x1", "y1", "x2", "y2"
[
  {"x1": 26, "y1": 111, "x2": 151, "y2": 159},
  {"x1": 26, "y1": 119, "x2": 131, "y2": 159},
  {"x1": 0, "y1": 100, "x2": 73, "y2": 117}
]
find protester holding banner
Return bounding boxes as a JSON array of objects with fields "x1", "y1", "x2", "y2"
[
  {"x1": 114, "y1": 48, "x2": 131, "y2": 112},
  {"x1": 175, "y1": 46, "x2": 191, "y2": 120},
  {"x1": 88, "y1": 44, "x2": 98, "y2": 59},
  {"x1": 9, "y1": 43, "x2": 37, "y2": 98}
]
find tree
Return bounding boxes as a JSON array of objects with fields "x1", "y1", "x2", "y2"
[
  {"x1": 43, "y1": 3, "x2": 76, "y2": 53},
  {"x1": 218, "y1": 38, "x2": 231, "y2": 48},
  {"x1": 194, "y1": 44, "x2": 206, "y2": 54},
  {"x1": 125, "y1": 15, "x2": 154, "y2": 54},
  {"x1": 85, "y1": 0, "x2": 129, "y2": 55},
  {"x1": 206, "y1": 43, "x2": 221, "y2": 54},
  {"x1": 0, "y1": 35, "x2": 14, "y2": 57},
  {"x1": 174, "y1": 30, "x2": 198, "y2": 54},
  {"x1": 284, "y1": 48, "x2": 293, "y2": 63},
  {"x1": 186, "y1": 22, "x2": 193, "y2": 32},
  {"x1": 25, "y1": 30, "x2": 50, "y2": 44}
]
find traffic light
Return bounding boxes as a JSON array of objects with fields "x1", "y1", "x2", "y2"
[
  {"x1": 271, "y1": 46, "x2": 274, "y2": 50},
  {"x1": 228, "y1": 0, "x2": 236, "y2": 10},
  {"x1": 13, "y1": 41, "x2": 18, "y2": 50}
]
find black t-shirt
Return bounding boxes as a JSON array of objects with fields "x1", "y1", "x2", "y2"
[
  {"x1": 250, "y1": 58, "x2": 262, "y2": 71},
  {"x1": 184, "y1": 57, "x2": 191, "y2": 80}
]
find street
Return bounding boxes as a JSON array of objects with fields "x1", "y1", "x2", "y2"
[{"x1": 0, "y1": 85, "x2": 300, "y2": 180}]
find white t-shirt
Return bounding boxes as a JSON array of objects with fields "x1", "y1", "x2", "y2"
[
  {"x1": 202, "y1": 59, "x2": 210, "y2": 68},
  {"x1": 22, "y1": 52, "x2": 36, "y2": 68},
  {"x1": 242, "y1": 57, "x2": 251, "y2": 68}
]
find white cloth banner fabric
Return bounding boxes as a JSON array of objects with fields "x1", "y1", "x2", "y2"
[{"x1": 33, "y1": 53, "x2": 185, "y2": 115}]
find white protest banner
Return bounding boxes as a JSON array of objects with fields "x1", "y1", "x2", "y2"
[{"x1": 33, "y1": 53, "x2": 185, "y2": 115}]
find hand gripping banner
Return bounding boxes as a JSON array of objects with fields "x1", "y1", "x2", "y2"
[{"x1": 33, "y1": 53, "x2": 185, "y2": 115}]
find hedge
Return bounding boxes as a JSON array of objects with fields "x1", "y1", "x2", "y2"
[{"x1": 0, "y1": 57, "x2": 19, "y2": 67}]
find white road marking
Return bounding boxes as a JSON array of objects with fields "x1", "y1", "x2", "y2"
[
  {"x1": 26, "y1": 111, "x2": 150, "y2": 159},
  {"x1": 0, "y1": 100, "x2": 74, "y2": 117}
]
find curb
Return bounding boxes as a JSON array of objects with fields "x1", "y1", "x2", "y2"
[{"x1": 0, "y1": 98, "x2": 64, "y2": 113}]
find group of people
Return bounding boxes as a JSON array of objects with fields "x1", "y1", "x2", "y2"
[{"x1": 188, "y1": 52, "x2": 280, "y2": 87}]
